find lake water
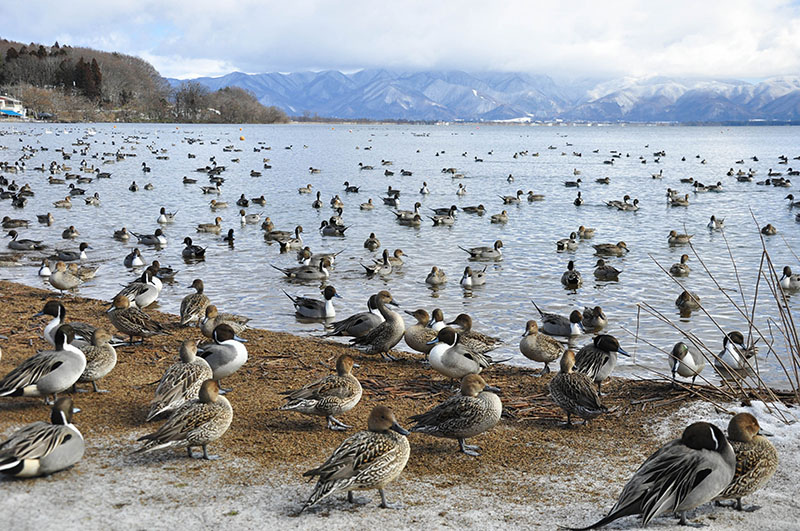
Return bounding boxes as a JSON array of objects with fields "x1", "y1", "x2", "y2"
[{"x1": 1, "y1": 122, "x2": 799, "y2": 389}]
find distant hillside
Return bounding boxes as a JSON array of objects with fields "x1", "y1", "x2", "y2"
[{"x1": 170, "y1": 70, "x2": 800, "y2": 123}]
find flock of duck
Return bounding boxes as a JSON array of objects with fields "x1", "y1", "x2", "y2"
[{"x1": 0, "y1": 125, "x2": 794, "y2": 527}]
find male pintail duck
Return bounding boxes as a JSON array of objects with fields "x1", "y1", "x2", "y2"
[
  {"x1": 393, "y1": 202, "x2": 422, "y2": 221},
  {"x1": 557, "y1": 232, "x2": 578, "y2": 251},
  {"x1": 77, "y1": 328, "x2": 116, "y2": 392},
  {"x1": 403, "y1": 309, "x2": 437, "y2": 355},
  {"x1": 300, "y1": 405, "x2": 409, "y2": 512},
  {"x1": 780, "y1": 266, "x2": 800, "y2": 290},
  {"x1": 280, "y1": 354, "x2": 362, "y2": 430},
  {"x1": 574, "y1": 334, "x2": 630, "y2": 392},
  {"x1": 198, "y1": 324, "x2": 248, "y2": 390},
  {"x1": 593, "y1": 259, "x2": 620, "y2": 281},
  {"x1": 51, "y1": 242, "x2": 90, "y2": 262},
  {"x1": 570, "y1": 421, "x2": 735, "y2": 528},
  {"x1": 460, "y1": 266, "x2": 487, "y2": 288},
  {"x1": 0, "y1": 325, "x2": 85, "y2": 403},
  {"x1": 147, "y1": 340, "x2": 213, "y2": 421},
  {"x1": 349, "y1": 291, "x2": 404, "y2": 361},
  {"x1": 132, "y1": 228, "x2": 167, "y2": 246},
  {"x1": 6, "y1": 230, "x2": 46, "y2": 251},
  {"x1": 123, "y1": 248, "x2": 146, "y2": 268},
  {"x1": 592, "y1": 241, "x2": 628, "y2": 256},
  {"x1": 285, "y1": 285, "x2": 340, "y2": 319},
  {"x1": 201, "y1": 305, "x2": 250, "y2": 338},
  {"x1": 715, "y1": 331, "x2": 757, "y2": 371},
  {"x1": 325, "y1": 294, "x2": 383, "y2": 338},
  {"x1": 383, "y1": 249, "x2": 406, "y2": 268},
  {"x1": 500, "y1": 190, "x2": 524, "y2": 203},
  {"x1": 446, "y1": 314, "x2": 503, "y2": 354},
  {"x1": 581, "y1": 306, "x2": 608, "y2": 331},
  {"x1": 363, "y1": 232, "x2": 381, "y2": 251},
  {"x1": 668, "y1": 230, "x2": 694, "y2": 245},
  {"x1": 675, "y1": 290, "x2": 701, "y2": 314},
  {"x1": 134, "y1": 379, "x2": 232, "y2": 460},
  {"x1": 114, "y1": 227, "x2": 131, "y2": 241},
  {"x1": 311, "y1": 191, "x2": 323, "y2": 209},
  {"x1": 670, "y1": 254, "x2": 691, "y2": 277},
  {"x1": 410, "y1": 374, "x2": 502, "y2": 457},
  {"x1": 531, "y1": 301, "x2": 584, "y2": 337},
  {"x1": 196, "y1": 217, "x2": 223, "y2": 234},
  {"x1": 761, "y1": 223, "x2": 777, "y2": 235},
  {"x1": 669, "y1": 341, "x2": 705, "y2": 387},
  {"x1": 708, "y1": 215, "x2": 725, "y2": 230},
  {"x1": 182, "y1": 237, "x2": 206, "y2": 259},
  {"x1": 573, "y1": 191, "x2": 584, "y2": 206},
  {"x1": 549, "y1": 350, "x2": 607, "y2": 426},
  {"x1": 785, "y1": 194, "x2": 800, "y2": 208},
  {"x1": 427, "y1": 327, "x2": 493, "y2": 380},
  {"x1": 115, "y1": 267, "x2": 160, "y2": 308},
  {"x1": 430, "y1": 206, "x2": 457, "y2": 225},
  {"x1": 520, "y1": 320, "x2": 564, "y2": 375},
  {"x1": 38, "y1": 260, "x2": 52, "y2": 277},
  {"x1": 180, "y1": 279, "x2": 211, "y2": 326},
  {"x1": 363, "y1": 250, "x2": 393, "y2": 277},
  {"x1": 265, "y1": 225, "x2": 303, "y2": 243},
  {"x1": 459, "y1": 240, "x2": 503, "y2": 261},
  {"x1": 49, "y1": 261, "x2": 83, "y2": 293},
  {"x1": 157, "y1": 207, "x2": 177, "y2": 224},
  {"x1": 34, "y1": 300, "x2": 96, "y2": 347},
  {"x1": 0, "y1": 397, "x2": 84, "y2": 477},
  {"x1": 106, "y1": 294, "x2": 170, "y2": 344},
  {"x1": 715, "y1": 412, "x2": 778, "y2": 512},
  {"x1": 425, "y1": 266, "x2": 447, "y2": 286},
  {"x1": 320, "y1": 219, "x2": 348, "y2": 237},
  {"x1": 343, "y1": 181, "x2": 360, "y2": 193},
  {"x1": 240, "y1": 209, "x2": 261, "y2": 225},
  {"x1": 271, "y1": 258, "x2": 331, "y2": 280},
  {"x1": 561, "y1": 260, "x2": 582, "y2": 288},
  {"x1": 419, "y1": 181, "x2": 430, "y2": 194}
]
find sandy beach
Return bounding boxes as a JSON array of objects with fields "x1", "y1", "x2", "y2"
[{"x1": 0, "y1": 280, "x2": 798, "y2": 530}]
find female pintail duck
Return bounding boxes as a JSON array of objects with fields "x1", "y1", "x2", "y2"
[
  {"x1": 618, "y1": 198, "x2": 640, "y2": 211},
  {"x1": 106, "y1": 294, "x2": 170, "y2": 344},
  {"x1": 708, "y1": 215, "x2": 725, "y2": 230},
  {"x1": 460, "y1": 266, "x2": 487, "y2": 288},
  {"x1": 715, "y1": 331, "x2": 756, "y2": 371},
  {"x1": 53, "y1": 196, "x2": 72, "y2": 208},
  {"x1": 446, "y1": 314, "x2": 503, "y2": 355},
  {"x1": 196, "y1": 216, "x2": 223, "y2": 234},
  {"x1": 349, "y1": 291, "x2": 405, "y2": 361},
  {"x1": 198, "y1": 324, "x2": 248, "y2": 390},
  {"x1": 561, "y1": 260, "x2": 582, "y2": 288},
  {"x1": 320, "y1": 219, "x2": 348, "y2": 237},
  {"x1": 780, "y1": 266, "x2": 800, "y2": 290},
  {"x1": 114, "y1": 227, "x2": 131, "y2": 242},
  {"x1": 0, "y1": 397, "x2": 84, "y2": 477},
  {"x1": 571, "y1": 421, "x2": 735, "y2": 528},
  {"x1": 593, "y1": 259, "x2": 619, "y2": 281},
  {"x1": 0, "y1": 325, "x2": 85, "y2": 403},
  {"x1": 410, "y1": 374, "x2": 502, "y2": 457},
  {"x1": 500, "y1": 190, "x2": 524, "y2": 204},
  {"x1": 490, "y1": 210, "x2": 509, "y2": 224},
  {"x1": 280, "y1": 354, "x2": 362, "y2": 431},
  {"x1": 676, "y1": 290, "x2": 701, "y2": 314},
  {"x1": 61, "y1": 225, "x2": 80, "y2": 240},
  {"x1": 209, "y1": 199, "x2": 228, "y2": 211},
  {"x1": 147, "y1": 340, "x2": 213, "y2": 421},
  {"x1": 761, "y1": 223, "x2": 778, "y2": 235},
  {"x1": 115, "y1": 267, "x2": 160, "y2": 308},
  {"x1": 394, "y1": 202, "x2": 422, "y2": 221},
  {"x1": 462, "y1": 204, "x2": 485, "y2": 215},
  {"x1": 592, "y1": 241, "x2": 629, "y2": 256},
  {"x1": 528, "y1": 190, "x2": 545, "y2": 201},
  {"x1": 329, "y1": 208, "x2": 345, "y2": 227},
  {"x1": 459, "y1": 240, "x2": 503, "y2": 261},
  {"x1": 669, "y1": 341, "x2": 705, "y2": 387},
  {"x1": 574, "y1": 334, "x2": 630, "y2": 392},
  {"x1": 670, "y1": 254, "x2": 691, "y2": 277},
  {"x1": 578, "y1": 225, "x2": 595, "y2": 239},
  {"x1": 549, "y1": 350, "x2": 607, "y2": 426},
  {"x1": 1, "y1": 216, "x2": 29, "y2": 229},
  {"x1": 429, "y1": 308, "x2": 446, "y2": 331},
  {"x1": 34, "y1": 300, "x2": 96, "y2": 348},
  {"x1": 132, "y1": 228, "x2": 167, "y2": 246},
  {"x1": 343, "y1": 181, "x2": 360, "y2": 193},
  {"x1": 84, "y1": 192, "x2": 100, "y2": 206},
  {"x1": 668, "y1": 230, "x2": 694, "y2": 245},
  {"x1": 298, "y1": 183, "x2": 313, "y2": 194},
  {"x1": 360, "y1": 198, "x2": 375, "y2": 210},
  {"x1": 157, "y1": 207, "x2": 177, "y2": 224},
  {"x1": 265, "y1": 224, "x2": 302, "y2": 243},
  {"x1": 430, "y1": 206, "x2": 457, "y2": 226},
  {"x1": 520, "y1": 320, "x2": 564, "y2": 375},
  {"x1": 37, "y1": 212, "x2": 55, "y2": 225},
  {"x1": 581, "y1": 306, "x2": 608, "y2": 331},
  {"x1": 425, "y1": 266, "x2": 447, "y2": 286},
  {"x1": 239, "y1": 209, "x2": 261, "y2": 225},
  {"x1": 403, "y1": 309, "x2": 437, "y2": 354},
  {"x1": 134, "y1": 379, "x2": 233, "y2": 460},
  {"x1": 38, "y1": 260, "x2": 52, "y2": 277},
  {"x1": 70, "y1": 264, "x2": 98, "y2": 284},
  {"x1": 384, "y1": 249, "x2": 406, "y2": 267},
  {"x1": 557, "y1": 233, "x2": 579, "y2": 252},
  {"x1": 363, "y1": 232, "x2": 381, "y2": 251},
  {"x1": 180, "y1": 279, "x2": 211, "y2": 326},
  {"x1": 285, "y1": 285, "x2": 340, "y2": 319},
  {"x1": 6, "y1": 230, "x2": 46, "y2": 251},
  {"x1": 363, "y1": 250, "x2": 392, "y2": 277},
  {"x1": 182, "y1": 237, "x2": 206, "y2": 259},
  {"x1": 300, "y1": 405, "x2": 409, "y2": 512},
  {"x1": 532, "y1": 301, "x2": 584, "y2": 337},
  {"x1": 76, "y1": 328, "x2": 116, "y2": 393},
  {"x1": 715, "y1": 412, "x2": 778, "y2": 512},
  {"x1": 325, "y1": 294, "x2": 383, "y2": 338},
  {"x1": 49, "y1": 261, "x2": 83, "y2": 293},
  {"x1": 330, "y1": 195, "x2": 344, "y2": 209},
  {"x1": 52, "y1": 242, "x2": 90, "y2": 262},
  {"x1": 201, "y1": 305, "x2": 250, "y2": 338},
  {"x1": 427, "y1": 327, "x2": 493, "y2": 379}
]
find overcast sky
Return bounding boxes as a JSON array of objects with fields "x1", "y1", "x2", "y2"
[{"x1": 2, "y1": 0, "x2": 799, "y2": 80}]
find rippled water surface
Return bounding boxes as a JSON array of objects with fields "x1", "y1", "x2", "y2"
[{"x1": 2, "y1": 123, "x2": 799, "y2": 388}]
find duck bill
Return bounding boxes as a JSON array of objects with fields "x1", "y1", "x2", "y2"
[
  {"x1": 426, "y1": 338, "x2": 439, "y2": 346},
  {"x1": 617, "y1": 347, "x2": 630, "y2": 357},
  {"x1": 388, "y1": 300, "x2": 399, "y2": 307},
  {"x1": 484, "y1": 385, "x2": 501, "y2": 393},
  {"x1": 390, "y1": 422, "x2": 410, "y2": 436},
  {"x1": 33, "y1": 310, "x2": 45, "y2": 318},
  {"x1": 234, "y1": 335, "x2": 248, "y2": 343}
]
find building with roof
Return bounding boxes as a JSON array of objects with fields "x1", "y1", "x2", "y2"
[{"x1": 0, "y1": 95, "x2": 26, "y2": 118}]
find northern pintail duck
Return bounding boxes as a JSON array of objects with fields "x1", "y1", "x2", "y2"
[
  {"x1": 360, "y1": 198, "x2": 375, "y2": 210},
  {"x1": 157, "y1": 207, "x2": 177, "y2": 224},
  {"x1": 708, "y1": 215, "x2": 725, "y2": 230},
  {"x1": 201, "y1": 305, "x2": 250, "y2": 338},
  {"x1": 557, "y1": 232, "x2": 578, "y2": 251},
  {"x1": 133, "y1": 228, "x2": 167, "y2": 246},
  {"x1": 383, "y1": 249, "x2": 406, "y2": 267},
  {"x1": 236, "y1": 194, "x2": 249, "y2": 207},
  {"x1": 715, "y1": 331, "x2": 756, "y2": 371},
  {"x1": 0, "y1": 397, "x2": 84, "y2": 477},
  {"x1": 147, "y1": 340, "x2": 213, "y2": 421},
  {"x1": 520, "y1": 320, "x2": 564, "y2": 375},
  {"x1": 265, "y1": 224, "x2": 303, "y2": 243},
  {"x1": 180, "y1": 279, "x2": 211, "y2": 326},
  {"x1": 670, "y1": 254, "x2": 691, "y2": 276},
  {"x1": 285, "y1": 285, "x2": 340, "y2": 319},
  {"x1": 460, "y1": 266, "x2": 487, "y2": 288},
  {"x1": 52, "y1": 242, "x2": 90, "y2": 262},
  {"x1": 593, "y1": 259, "x2": 620, "y2": 281},
  {"x1": 280, "y1": 354, "x2": 362, "y2": 430},
  {"x1": 182, "y1": 237, "x2": 206, "y2": 259},
  {"x1": 77, "y1": 328, "x2": 116, "y2": 392},
  {"x1": 462, "y1": 204, "x2": 485, "y2": 215},
  {"x1": 427, "y1": 327, "x2": 493, "y2": 379},
  {"x1": 311, "y1": 191, "x2": 323, "y2": 208},
  {"x1": 403, "y1": 309, "x2": 437, "y2": 354},
  {"x1": 114, "y1": 227, "x2": 131, "y2": 241},
  {"x1": 715, "y1": 412, "x2": 778, "y2": 512},
  {"x1": 320, "y1": 219, "x2": 348, "y2": 237},
  {"x1": 209, "y1": 199, "x2": 228, "y2": 210},
  {"x1": 198, "y1": 324, "x2": 248, "y2": 389},
  {"x1": 532, "y1": 301, "x2": 584, "y2": 337},
  {"x1": 349, "y1": 291, "x2": 405, "y2": 361},
  {"x1": 115, "y1": 267, "x2": 160, "y2": 308},
  {"x1": 49, "y1": 261, "x2": 83, "y2": 293},
  {"x1": 6, "y1": 230, "x2": 46, "y2": 251},
  {"x1": 430, "y1": 206, "x2": 457, "y2": 226},
  {"x1": 419, "y1": 181, "x2": 430, "y2": 194},
  {"x1": 425, "y1": 266, "x2": 447, "y2": 286},
  {"x1": 785, "y1": 194, "x2": 800, "y2": 208},
  {"x1": 394, "y1": 202, "x2": 422, "y2": 222},
  {"x1": 363, "y1": 232, "x2": 381, "y2": 251},
  {"x1": 572, "y1": 422, "x2": 735, "y2": 528},
  {"x1": 410, "y1": 374, "x2": 501, "y2": 457},
  {"x1": 578, "y1": 225, "x2": 595, "y2": 239},
  {"x1": 34, "y1": 300, "x2": 96, "y2": 348},
  {"x1": 573, "y1": 191, "x2": 584, "y2": 206},
  {"x1": 1, "y1": 216, "x2": 28, "y2": 228},
  {"x1": 779, "y1": 266, "x2": 800, "y2": 290},
  {"x1": 459, "y1": 239, "x2": 503, "y2": 261},
  {"x1": 134, "y1": 379, "x2": 233, "y2": 460},
  {"x1": 760, "y1": 223, "x2": 777, "y2": 235},
  {"x1": 298, "y1": 183, "x2": 313, "y2": 194},
  {"x1": 561, "y1": 260, "x2": 582, "y2": 288},
  {"x1": 528, "y1": 190, "x2": 545, "y2": 201},
  {"x1": 363, "y1": 250, "x2": 392, "y2": 277},
  {"x1": 675, "y1": 290, "x2": 701, "y2": 314},
  {"x1": 581, "y1": 306, "x2": 608, "y2": 331},
  {"x1": 669, "y1": 341, "x2": 705, "y2": 386},
  {"x1": 239, "y1": 209, "x2": 261, "y2": 225},
  {"x1": 574, "y1": 334, "x2": 629, "y2": 392},
  {"x1": 53, "y1": 196, "x2": 72, "y2": 208},
  {"x1": 38, "y1": 260, "x2": 51, "y2": 277},
  {"x1": 549, "y1": 350, "x2": 607, "y2": 426},
  {"x1": 37, "y1": 212, "x2": 55, "y2": 225},
  {"x1": 196, "y1": 216, "x2": 223, "y2": 234},
  {"x1": 446, "y1": 314, "x2": 503, "y2": 355},
  {"x1": 272, "y1": 257, "x2": 331, "y2": 280},
  {"x1": 592, "y1": 241, "x2": 629, "y2": 256},
  {"x1": 61, "y1": 225, "x2": 80, "y2": 239},
  {"x1": 123, "y1": 248, "x2": 146, "y2": 268},
  {"x1": 325, "y1": 294, "x2": 383, "y2": 338},
  {"x1": 668, "y1": 230, "x2": 694, "y2": 245},
  {"x1": 500, "y1": 190, "x2": 524, "y2": 203},
  {"x1": 429, "y1": 308, "x2": 446, "y2": 331},
  {"x1": 0, "y1": 325, "x2": 85, "y2": 402},
  {"x1": 456, "y1": 183, "x2": 467, "y2": 196},
  {"x1": 605, "y1": 195, "x2": 629, "y2": 209},
  {"x1": 107, "y1": 294, "x2": 169, "y2": 344},
  {"x1": 343, "y1": 181, "x2": 360, "y2": 193},
  {"x1": 300, "y1": 405, "x2": 409, "y2": 512}
]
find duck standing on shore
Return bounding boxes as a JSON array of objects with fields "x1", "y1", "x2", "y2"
[
  {"x1": 146, "y1": 340, "x2": 213, "y2": 421},
  {"x1": 349, "y1": 291, "x2": 405, "y2": 361}
]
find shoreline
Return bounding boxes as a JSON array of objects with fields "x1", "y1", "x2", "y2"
[{"x1": 0, "y1": 279, "x2": 797, "y2": 529}]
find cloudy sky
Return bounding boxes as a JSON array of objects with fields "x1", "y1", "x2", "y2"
[{"x1": 3, "y1": 0, "x2": 800, "y2": 80}]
